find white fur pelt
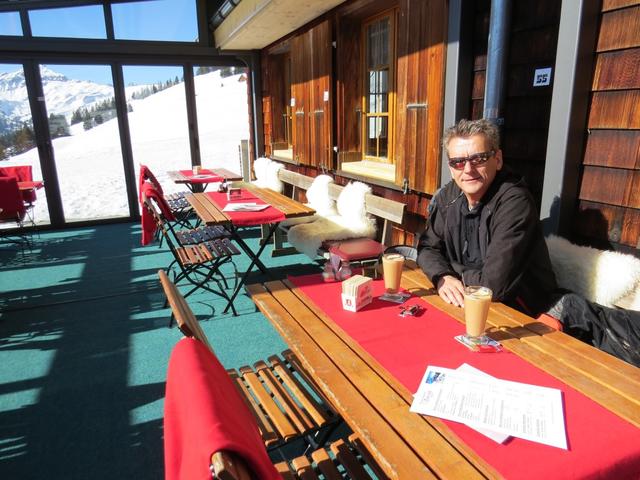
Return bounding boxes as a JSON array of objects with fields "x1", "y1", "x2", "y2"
[
  {"x1": 279, "y1": 174, "x2": 336, "y2": 228},
  {"x1": 306, "y1": 174, "x2": 338, "y2": 216},
  {"x1": 252, "y1": 157, "x2": 284, "y2": 192},
  {"x1": 288, "y1": 181, "x2": 376, "y2": 259},
  {"x1": 545, "y1": 234, "x2": 640, "y2": 309}
]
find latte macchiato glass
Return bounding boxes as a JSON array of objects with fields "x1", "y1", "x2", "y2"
[
  {"x1": 463, "y1": 286, "x2": 492, "y2": 339},
  {"x1": 192, "y1": 165, "x2": 201, "y2": 175},
  {"x1": 382, "y1": 253, "x2": 405, "y2": 294}
]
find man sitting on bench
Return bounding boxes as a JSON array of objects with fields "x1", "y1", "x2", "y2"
[{"x1": 417, "y1": 118, "x2": 640, "y2": 367}]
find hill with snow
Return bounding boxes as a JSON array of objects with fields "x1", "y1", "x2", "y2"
[
  {"x1": 2, "y1": 70, "x2": 250, "y2": 223},
  {"x1": 0, "y1": 66, "x2": 145, "y2": 134}
]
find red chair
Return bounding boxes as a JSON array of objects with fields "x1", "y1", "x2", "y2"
[
  {"x1": 0, "y1": 165, "x2": 37, "y2": 205},
  {"x1": 0, "y1": 176, "x2": 32, "y2": 250}
]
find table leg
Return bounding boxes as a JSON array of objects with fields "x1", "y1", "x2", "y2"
[{"x1": 223, "y1": 222, "x2": 279, "y2": 314}]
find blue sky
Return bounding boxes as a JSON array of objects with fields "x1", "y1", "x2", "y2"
[{"x1": 0, "y1": 0, "x2": 197, "y2": 85}]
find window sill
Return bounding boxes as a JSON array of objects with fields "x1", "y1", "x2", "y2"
[
  {"x1": 271, "y1": 149, "x2": 297, "y2": 165},
  {"x1": 340, "y1": 160, "x2": 395, "y2": 183}
]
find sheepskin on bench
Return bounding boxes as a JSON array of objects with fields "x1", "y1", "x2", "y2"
[
  {"x1": 279, "y1": 174, "x2": 337, "y2": 229},
  {"x1": 287, "y1": 181, "x2": 376, "y2": 259},
  {"x1": 252, "y1": 157, "x2": 284, "y2": 192},
  {"x1": 545, "y1": 234, "x2": 640, "y2": 310}
]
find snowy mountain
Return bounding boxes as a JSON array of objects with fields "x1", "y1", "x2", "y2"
[
  {"x1": 0, "y1": 66, "x2": 141, "y2": 134},
  {"x1": 3, "y1": 70, "x2": 250, "y2": 223}
]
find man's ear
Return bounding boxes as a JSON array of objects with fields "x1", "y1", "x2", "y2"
[{"x1": 495, "y1": 149, "x2": 503, "y2": 170}]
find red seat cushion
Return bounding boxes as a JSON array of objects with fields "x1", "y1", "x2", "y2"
[{"x1": 324, "y1": 238, "x2": 385, "y2": 261}]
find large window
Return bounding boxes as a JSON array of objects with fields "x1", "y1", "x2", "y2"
[
  {"x1": 362, "y1": 14, "x2": 395, "y2": 163},
  {"x1": 29, "y1": 5, "x2": 107, "y2": 39}
]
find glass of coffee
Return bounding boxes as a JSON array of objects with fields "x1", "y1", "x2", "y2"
[
  {"x1": 192, "y1": 165, "x2": 201, "y2": 175},
  {"x1": 463, "y1": 286, "x2": 492, "y2": 341},
  {"x1": 382, "y1": 253, "x2": 405, "y2": 294}
]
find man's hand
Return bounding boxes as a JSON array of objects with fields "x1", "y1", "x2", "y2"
[{"x1": 436, "y1": 275, "x2": 465, "y2": 307}]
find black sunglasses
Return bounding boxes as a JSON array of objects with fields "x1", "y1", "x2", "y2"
[{"x1": 447, "y1": 150, "x2": 495, "y2": 170}]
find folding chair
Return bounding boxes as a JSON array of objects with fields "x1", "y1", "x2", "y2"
[
  {"x1": 144, "y1": 197, "x2": 240, "y2": 316},
  {"x1": 139, "y1": 164, "x2": 195, "y2": 229},
  {"x1": 164, "y1": 336, "x2": 385, "y2": 480},
  {"x1": 141, "y1": 181, "x2": 229, "y2": 246},
  {"x1": 158, "y1": 269, "x2": 343, "y2": 452}
]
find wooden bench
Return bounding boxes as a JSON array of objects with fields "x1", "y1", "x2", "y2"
[{"x1": 271, "y1": 169, "x2": 406, "y2": 261}]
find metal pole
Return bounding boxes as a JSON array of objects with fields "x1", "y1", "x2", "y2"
[{"x1": 483, "y1": 0, "x2": 512, "y2": 125}]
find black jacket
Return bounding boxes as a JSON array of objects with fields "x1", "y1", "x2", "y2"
[{"x1": 417, "y1": 168, "x2": 558, "y2": 315}]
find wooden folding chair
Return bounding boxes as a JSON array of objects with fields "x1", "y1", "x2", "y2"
[
  {"x1": 146, "y1": 198, "x2": 240, "y2": 316},
  {"x1": 158, "y1": 270, "x2": 344, "y2": 452},
  {"x1": 164, "y1": 335, "x2": 385, "y2": 480},
  {"x1": 211, "y1": 433, "x2": 387, "y2": 480}
]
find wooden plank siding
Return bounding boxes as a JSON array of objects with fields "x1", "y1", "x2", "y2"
[{"x1": 576, "y1": 1, "x2": 640, "y2": 249}]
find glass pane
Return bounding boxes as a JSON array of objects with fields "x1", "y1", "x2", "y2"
[
  {"x1": 368, "y1": 70, "x2": 388, "y2": 113},
  {"x1": 367, "y1": 17, "x2": 390, "y2": 68},
  {"x1": 40, "y1": 64, "x2": 127, "y2": 222},
  {"x1": 0, "y1": 63, "x2": 50, "y2": 227},
  {"x1": 0, "y1": 11, "x2": 22, "y2": 36},
  {"x1": 123, "y1": 65, "x2": 190, "y2": 199},
  {"x1": 193, "y1": 66, "x2": 250, "y2": 175},
  {"x1": 365, "y1": 117, "x2": 388, "y2": 159},
  {"x1": 113, "y1": 0, "x2": 197, "y2": 42},
  {"x1": 29, "y1": 5, "x2": 106, "y2": 39}
]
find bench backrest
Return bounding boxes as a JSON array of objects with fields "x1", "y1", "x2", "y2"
[{"x1": 277, "y1": 169, "x2": 405, "y2": 245}]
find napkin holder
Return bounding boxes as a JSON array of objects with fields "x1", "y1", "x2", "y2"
[
  {"x1": 227, "y1": 187, "x2": 241, "y2": 200},
  {"x1": 341, "y1": 277, "x2": 373, "y2": 312}
]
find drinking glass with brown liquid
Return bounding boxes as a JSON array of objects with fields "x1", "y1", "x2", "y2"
[{"x1": 463, "y1": 286, "x2": 492, "y2": 342}]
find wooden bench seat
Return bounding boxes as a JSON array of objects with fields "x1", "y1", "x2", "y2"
[{"x1": 271, "y1": 169, "x2": 405, "y2": 262}]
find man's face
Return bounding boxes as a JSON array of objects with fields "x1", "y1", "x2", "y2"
[{"x1": 446, "y1": 134, "x2": 502, "y2": 206}]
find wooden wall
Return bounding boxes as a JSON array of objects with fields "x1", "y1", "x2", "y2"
[
  {"x1": 574, "y1": 1, "x2": 640, "y2": 249},
  {"x1": 469, "y1": 0, "x2": 561, "y2": 206}
]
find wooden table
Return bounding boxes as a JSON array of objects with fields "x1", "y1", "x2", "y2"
[
  {"x1": 246, "y1": 262, "x2": 640, "y2": 479},
  {"x1": 167, "y1": 168, "x2": 242, "y2": 192},
  {"x1": 186, "y1": 182, "x2": 315, "y2": 314}
]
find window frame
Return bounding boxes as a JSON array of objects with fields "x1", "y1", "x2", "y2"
[{"x1": 361, "y1": 9, "x2": 397, "y2": 164}]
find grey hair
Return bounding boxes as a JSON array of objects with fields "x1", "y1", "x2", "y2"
[{"x1": 442, "y1": 119, "x2": 501, "y2": 152}]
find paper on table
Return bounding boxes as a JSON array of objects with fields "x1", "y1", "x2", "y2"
[
  {"x1": 456, "y1": 364, "x2": 510, "y2": 443},
  {"x1": 222, "y1": 202, "x2": 269, "y2": 212},
  {"x1": 410, "y1": 365, "x2": 567, "y2": 449}
]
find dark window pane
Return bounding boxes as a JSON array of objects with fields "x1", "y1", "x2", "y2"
[
  {"x1": 0, "y1": 11, "x2": 22, "y2": 36},
  {"x1": 113, "y1": 0, "x2": 197, "y2": 42},
  {"x1": 367, "y1": 17, "x2": 390, "y2": 68},
  {"x1": 29, "y1": 5, "x2": 106, "y2": 39}
]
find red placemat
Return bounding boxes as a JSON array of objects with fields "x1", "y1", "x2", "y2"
[
  {"x1": 179, "y1": 169, "x2": 223, "y2": 184},
  {"x1": 288, "y1": 273, "x2": 640, "y2": 479},
  {"x1": 206, "y1": 190, "x2": 285, "y2": 226}
]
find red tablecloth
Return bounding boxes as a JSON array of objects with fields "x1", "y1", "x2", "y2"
[
  {"x1": 179, "y1": 169, "x2": 223, "y2": 184},
  {"x1": 288, "y1": 274, "x2": 640, "y2": 479},
  {"x1": 206, "y1": 189, "x2": 285, "y2": 226}
]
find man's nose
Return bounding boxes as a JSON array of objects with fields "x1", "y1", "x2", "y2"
[{"x1": 462, "y1": 159, "x2": 475, "y2": 173}]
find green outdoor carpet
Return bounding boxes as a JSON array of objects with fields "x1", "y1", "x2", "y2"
[{"x1": 0, "y1": 222, "x2": 321, "y2": 479}]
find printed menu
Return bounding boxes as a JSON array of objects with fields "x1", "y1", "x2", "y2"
[{"x1": 410, "y1": 365, "x2": 567, "y2": 449}]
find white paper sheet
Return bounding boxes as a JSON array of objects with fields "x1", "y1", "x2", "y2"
[
  {"x1": 456, "y1": 364, "x2": 510, "y2": 443},
  {"x1": 410, "y1": 365, "x2": 567, "y2": 449},
  {"x1": 222, "y1": 202, "x2": 269, "y2": 212}
]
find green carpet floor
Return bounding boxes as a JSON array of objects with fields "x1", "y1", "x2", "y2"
[{"x1": 0, "y1": 222, "x2": 322, "y2": 479}]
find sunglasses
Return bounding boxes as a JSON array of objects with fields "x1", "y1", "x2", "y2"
[{"x1": 447, "y1": 150, "x2": 495, "y2": 170}]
